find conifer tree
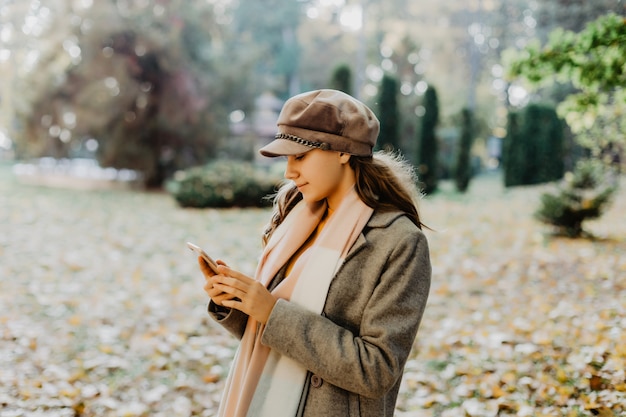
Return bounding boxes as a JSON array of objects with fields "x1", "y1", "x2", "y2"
[
  {"x1": 535, "y1": 159, "x2": 616, "y2": 237},
  {"x1": 503, "y1": 111, "x2": 524, "y2": 187},
  {"x1": 455, "y1": 108, "x2": 474, "y2": 192},
  {"x1": 503, "y1": 104, "x2": 564, "y2": 187},
  {"x1": 521, "y1": 103, "x2": 564, "y2": 184},
  {"x1": 377, "y1": 74, "x2": 400, "y2": 151},
  {"x1": 329, "y1": 64, "x2": 352, "y2": 95},
  {"x1": 417, "y1": 85, "x2": 439, "y2": 194}
]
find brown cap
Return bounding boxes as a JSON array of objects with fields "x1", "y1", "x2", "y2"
[{"x1": 259, "y1": 89, "x2": 379, "y2": 157}]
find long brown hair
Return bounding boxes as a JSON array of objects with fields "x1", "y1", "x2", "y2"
[
  {"x1": 262, "y1": 150, "x2": 425, "y2": 245},
  {"x1": 351, "y1": 151, "x2": 424, "y2": 228}
]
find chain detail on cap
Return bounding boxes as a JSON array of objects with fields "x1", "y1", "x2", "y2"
[{"x1": 275, "y1": 133, "x2": 330, "y2": 151}]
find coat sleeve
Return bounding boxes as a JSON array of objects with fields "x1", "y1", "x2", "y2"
[
  {"x1": 260, "y1": 225, "x2": 431, "y2": 398},
  {"x1": 206, "y1": 265, "x2": 288, "y2": 339},
  {"x1": 207, "y1": 301, "x2": 248, "y2": 340}
]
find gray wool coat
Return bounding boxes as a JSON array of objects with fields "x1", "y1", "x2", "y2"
[{"x1": 209, "y1": 209, "x2": 432, "y2": 417}]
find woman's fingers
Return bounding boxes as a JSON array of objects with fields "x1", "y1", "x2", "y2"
[
  {"x1": 198, "y1": 257, "x2": 215, "y2": 278},
  {"x1": 217, "y1": 265, "x2": 254, "y2": 283},
  {"x1": 213, "y1": 276, "x2": 276, "y2": 324},
  {"x1": 209, "y1": 267, "x2": 254, "y2": 295},
  {"x1": 203, "y1": 265, "x2": 277, "y2": 323},
  {"x1": 200, "y1": 260, "x2": 238, "y2": 306}
]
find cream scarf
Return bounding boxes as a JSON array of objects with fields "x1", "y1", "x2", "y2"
[{"x1": 217, "y1": 187, "x2": 373, "y2": 417}]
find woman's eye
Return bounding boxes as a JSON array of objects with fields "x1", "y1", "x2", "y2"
[{"x1": 294, "y1": 154, "x2": 305, "y2": 161}]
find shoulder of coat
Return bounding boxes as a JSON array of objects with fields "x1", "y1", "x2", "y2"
[{"x1": 367, "y1": 209, "x2": 415, "y2": 230}]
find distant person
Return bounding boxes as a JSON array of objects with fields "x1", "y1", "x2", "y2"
[{"x1": 197, "y1": 89, "x2": 431, "y2": 417}]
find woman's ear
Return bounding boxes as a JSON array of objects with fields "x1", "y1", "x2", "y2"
[{"x1": 338, "y1": 152, "x2": 351, "y2": 165}]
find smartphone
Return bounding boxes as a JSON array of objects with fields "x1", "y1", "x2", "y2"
[{"x1": 186, "y1": 242, "x2": 219, "y2": 273}]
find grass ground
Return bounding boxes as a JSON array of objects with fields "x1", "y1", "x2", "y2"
[{"x1": 1, "y1": 163, "x2": 624, "y2": 416}]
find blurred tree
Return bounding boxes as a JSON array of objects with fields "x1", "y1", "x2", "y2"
[
  {"x1": 6, "y1": 0, "x2": 624, "y2": 188},
  {"x1": 442, "y1": 0, "x2": 622, "y2": 161},
  {"x1": 11, "y1": 0, "x2": 255, "y2": 187},
  {"x1": 377, "y1": 74, "x2": 400, "y2": 151},
  {"x1": 5, "y1": 1, "x2": 79, "y2": 158},
  {"x1": 454, "y1": 108, "x2": 474, "y2": 193},
  {"x1": 376, "y1": 35, "x2": 424, "y2": 157},
  {"x1": 329, "y1": 64, "x2": 352, "y2": 95},
  {"x1": 534, "y1": 0, "x2": 625, "y2": 40},
  {"x1": 506, "y1": 13, "x2": 625, "y2": 169},
  {"x1": 417, "y1": 85, "x2": 439, "y2": 194},
  {"x1": 502, "y1": 111, "x2": 524, "y2": 187},
  {"x1": 503, "y1": 103, "x2": 564, "y2": 187},
  {"x1": 441, "y1": 1, "x2": 529, "y2": 129},
  {"x1": 82, "y1": 27, "x2": 215, "y2": 187},
  {"x1": 231, "y1": 0, "x2": 303, "y2": 97},
  {"x1": 522, "y1": 103, "x2": 565, "y2": 184}
]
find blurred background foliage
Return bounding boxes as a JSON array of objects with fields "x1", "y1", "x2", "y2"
[
  {"x1": 0, "y1": 0, "x2": 623, "y2": 198},
  {"x1": 506, "y1": 12, "x2": 626, "y2": 165},
  {"x1": 165, "y1": 159, "x2": 281, "y2": 208}
]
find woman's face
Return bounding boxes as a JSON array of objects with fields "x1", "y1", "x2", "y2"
[{"x1": 284, "y1": 149, "x2": 355, "y2": 210}]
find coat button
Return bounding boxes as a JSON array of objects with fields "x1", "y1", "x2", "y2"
[{"x1": 310, "y1": 374, "x2": 323, "y2": 388}]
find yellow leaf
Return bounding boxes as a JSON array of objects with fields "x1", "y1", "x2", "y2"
[
  {"x1": 491, "y1": 384, "x2": 505, "y2": 398},
  {"x1": 557, "y1": 385, "x2": 575, "y2": 397},
  {"x1": 60, "y1": 387, "x2": 79, "y2": 398},
  {"x1": 594, "y1": 407, "x2": 615, "y2": 417},
  {"x1": 555, "y1": 368, "x2": 569, "y2": 383},
  {"x1": 132, "y1": 267, "x2": 143, "y2": 282},
  {"x1": 68, "y1": 315, "x2": 82, "y2": 326},
  {"x1": 69, "y1": 369, "x2": 87, "y2": 383},
  {"x1": 435, "y1": 284, "x2": 450, "y2": 295},
  {"x1": 203, "y1": 373, "x2": 221, "y2": 383}
]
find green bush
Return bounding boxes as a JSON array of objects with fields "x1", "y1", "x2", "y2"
[
  {"x1": 166, "y1": 160, "x2": 282, "y2": 208},
  {"x1": 534, "y1": 159, "x2": 617, "y2": 238},
  {"x1": 503, "y1": 103, "x2": 564, "y2": 187}
]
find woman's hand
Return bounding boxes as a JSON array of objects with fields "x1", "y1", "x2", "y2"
[
  {"x1": 198, "y1": 257, "x2": 237, "y2": 307},
  {"x1": 208, "y1": 265, "x2": 277, "y2": 325}
]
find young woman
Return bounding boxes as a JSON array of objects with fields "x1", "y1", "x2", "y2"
[{"x1": 198, "y1": 89, "x2": 431, "y2": 417}]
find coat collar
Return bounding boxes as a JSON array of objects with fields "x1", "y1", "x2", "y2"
[
  {"x1": 346, "y1": 209, "x2": 406, "y2": 261},
  {"x1": 366, "y1": 209, "x2": 406, "y2": 229}
]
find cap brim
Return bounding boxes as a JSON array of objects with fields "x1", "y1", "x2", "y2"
[{"x1": 258, "y1": 138, "x2": 314, "y2": 157}]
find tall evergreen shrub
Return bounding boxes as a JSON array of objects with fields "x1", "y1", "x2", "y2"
[
  {"x1": 377, "y1": 74, "x2": 400, "y2": 151},
  {"x1": 329, "y1": 64, "x2": 352, "y2": 95},
  {"x1": 503, "y1": 111, "x2": 524, "y2": 187},
  {"x1": 455, "y1": 108, "x2": 474, "y2": 192},
  {"x1": 417, "y1": 85, "x2": 439, "y2": 194},
  {"x1": 522, "y1": 103, "x2": 564, "y2": 184},
  {"x1": 503, "y1": 103, "x2": 565, "y2": 187}
]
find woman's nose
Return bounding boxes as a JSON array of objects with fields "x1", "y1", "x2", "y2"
[{"x1": 284, "y1": 158, "x2": 297, "y2": 179}]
